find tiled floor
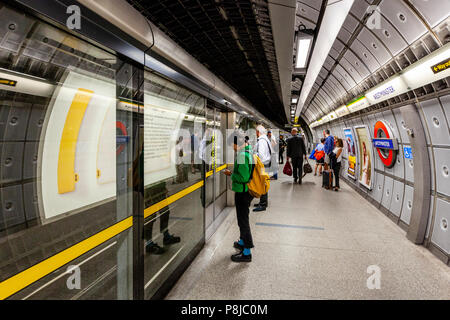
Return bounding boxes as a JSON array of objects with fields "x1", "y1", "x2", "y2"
[{"x1": 166, "y1": 170, "x2": 450, "y2": 300}]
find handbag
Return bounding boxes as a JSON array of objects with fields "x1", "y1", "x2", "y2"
[
  {"x1": 283, "y1": 161, "x2": 292, "y2": 176},
  {"x1": 302, "y1": 160, "x2": 313, "y2": 177}
]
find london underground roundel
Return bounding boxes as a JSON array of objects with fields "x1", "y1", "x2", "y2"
[{"x1": 373, "y1": 120, "x2": 399, "y2": 168}]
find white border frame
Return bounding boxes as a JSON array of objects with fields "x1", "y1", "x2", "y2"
[{"x1": 354, "y1": 125, "x2": 374, "y2": 190}]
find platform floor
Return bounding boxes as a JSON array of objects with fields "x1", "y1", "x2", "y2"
[{"x1": 167, "y1": 169, "x2": 450, "y2": 300}]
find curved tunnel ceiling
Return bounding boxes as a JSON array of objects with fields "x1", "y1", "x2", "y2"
[
  {"x1": 127, "y1": 0, "x2": 286, "y2": 128},
  {"x1": 296, "y1": 0, "x2": 450, "y2": 126}
]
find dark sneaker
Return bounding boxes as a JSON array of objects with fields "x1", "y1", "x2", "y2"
[
  {"x1": 163, "y1": 234, "x2": 181, "y2": 245},
  {"x1": 253, "y1": 203, "x2": 261, "y2": 207},
  {"x1": 298, "y1": 180, "x2": 302, "y2": 185},
  {"x1": 146, "y1": 242, "x2": 166, "y2": 255},
  {"x1": 234, "y1": 241, "x2": 244, "y2": 250},
  {"x1": 253, "y1": 206, "x2": 266, "y2": 212},
  {"x1": 231, "y1": 252, "x2": 252, "y2": 263}
]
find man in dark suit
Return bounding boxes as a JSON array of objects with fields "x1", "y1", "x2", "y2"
[{"x1": 286, "y1": 128, "x2": 307, "y2": 184}]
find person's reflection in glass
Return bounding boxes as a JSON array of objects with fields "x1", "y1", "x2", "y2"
[
  {"x1": 174, "y1": 136, "x2": 188, "y2": 184},
  {"x1": 144, "y1": 182, "x2": 181, "y2": 255}
]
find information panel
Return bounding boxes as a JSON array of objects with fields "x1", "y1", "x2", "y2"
[{"x1": 144, "y1": 93, "x2": 189, "y2": 187}]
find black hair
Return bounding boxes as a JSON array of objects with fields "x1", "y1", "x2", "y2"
[
  {"x1": 321, "y1": 138, "x2": 325, "y2": 143},
  {"x1": 325, "y1": 129, "x2": 330, "y2": 135}
]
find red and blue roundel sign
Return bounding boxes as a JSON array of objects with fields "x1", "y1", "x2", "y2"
[{"x1": 373, "y1": 120, "x2": 399, "y2": 168}]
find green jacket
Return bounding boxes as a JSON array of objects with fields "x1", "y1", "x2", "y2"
[{"x1": 231, "y1": 145, "x2": 253, "y2": 193}]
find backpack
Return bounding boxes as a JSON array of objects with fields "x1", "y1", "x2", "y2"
[{"x1": 246, "y1": 153, "x2": 271, "y2": 198}]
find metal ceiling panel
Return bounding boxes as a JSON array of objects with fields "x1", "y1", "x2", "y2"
[
  {"x1": 350, "y1": 0, "x2": 370, "y2": 20},
  {"x1": 358, "y1": 27, "x2": 392, "y2": 65},
  {"x1": 332, "y1": 38, "x2": 346, "y2": 53},
  {"x1": 350, "y1": 38, "x2": 381, "y2": 72},
  {"x1": 329, "y1": 46, "x2": 341, "y2": 59},
  {"x1": 297, "y1": 2, "x2": 320, "y2": 23},
  {"x1": 319, "y1": 67, "x2": 328, "y2": 79},
  {"x1": 342, "y1": 12, "x2": 360, "y2": 33},
  {"x1": 379, "y1": 0, "x2": 427, "y2": 44},
  {"x1": 323, "y1": 80, "x2": 341, "y2": 100},
  {"x1": 299, "y1": 0, "x2": 322, "y2": 11},
  {"x1": 410, "y1": 0, "x2": 450, "y2": 28},
  {"x1": 335, "y1": 63, "x2": 357, "y2": 88},
  {"x1": 343, "y1": 49, "x2": 370, "y2": 79},
  {"x1": 371, "y1": 14, "x2": 408, "y2": 56},
  {"x1": 337, "y1": 27, "x2": 352, "y2": 43},
  {"x1": 323, "y1": 55, "x2": 335, "y2": 70},
  {"x1": 340, "y1": 55, "x2": 363, "y2": 83},
  {"x1": 317, "y1": 89, "x2": 332, "y2": 105},
  {"x1": 328, "y1": 74, "x2": 347, "y2": 95},
  {"x1": 332, "y1": 69, "x2": 352, "y2": 91}
]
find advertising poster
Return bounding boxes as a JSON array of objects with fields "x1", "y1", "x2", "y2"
[
  {"x1": 343, "y1": 128, "x2": 357, "y2": 180},
  {"x1": 354, "y1": 126, "x2": 374, "y2": 190},
  {"x1": 41, "y1": 70, "x2": 116, "y2": 219}
]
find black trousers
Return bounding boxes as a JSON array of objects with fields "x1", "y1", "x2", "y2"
[
  {"x1": 279, "y1": 151, "x2": 284, "y2": 164},
  {"x1": 258, "y1": 163, "x2": 270, "y2": 208},
  {"x1": 235, "y1": 191, "x2": 254, "y2": 248},
  {"x1": 333, "y1": 162, "x2": 341, "y2": 188},
  {"x1": 292, "y1": 157, "x2": 304, "y2": 181},
  {"x1": 144, "y1": 206, "x2": 170, "y2": 241}
]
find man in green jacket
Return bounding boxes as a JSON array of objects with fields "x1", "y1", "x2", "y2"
[{"x1": 224, "y1": 135, "x2": 254, "y2": 262}]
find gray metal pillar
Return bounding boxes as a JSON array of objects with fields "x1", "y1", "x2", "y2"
[{"x1": 400, "y1": 104, "x2": 431, "y2": 244}]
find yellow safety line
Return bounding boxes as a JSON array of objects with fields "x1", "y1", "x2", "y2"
[
  {"x1": 1, "y1": 164, "x2": 229, "y2": 299},
  {"x1": 57, "y1": 88, "x2": 94, "y2": 194},
  {"x1": 144, "y1": 181, "x2": 204, "y2": 219},
  {"x1": 144, "y1": 165, "x2": 227, "y2": 219},
  {"x1": 0, "y1": 217, "x2": 132, "y2": 300}
]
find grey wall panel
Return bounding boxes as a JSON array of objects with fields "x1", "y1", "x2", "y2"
[
  {"x1": 23, "y1": 142, "x2": 38, "y2": 180},
  {"x1": 440, "y1": 94, "x2": 450, "y2": 130},
  {"x1": 389, "y1": 180, "x2": 405, "y2": 217},
  {"x1": 0, "y1": 142, "x2": 24, "y2": 184},
  {"x1": 429, "y1": 147, "x2": 435, "y2": 192},
  {"x1": 373, "y1": 172, "x2": 385, "y2": 203},
  {"x1": 400, "y1": 184, "x2": 414, "y2": 225},
  {"x1": 0, "y1": 185, "x2": 25, "y2": 229},
  {"x1": 392, "y1": 108, "x2": 410, "y2": 144},
  {"x1": 433, "y1": 147, "x2": 450, "y2": 197},
  {"x1": 0, "y1": 105, "x2": 10, "y2": 140},
  {"x1": 430, "y1": 198, "x2": 450, "y2": 254},
  {"x1": 3, "y1": 103, "x2": 31, "y2": 141},
  {"x1": 381, "y1": 175, "x2": 394, "y2": 209},
  {"x1": 382, "y1": 110, "x2": 402, "y2": 144},
  {"x1": 419, "y1": 98, "x2": 450, "y2": 146},
  {"x1": 344, "y1": 50, "x2": 371, "y2": 79},
  {"x1": 23, "y1": 182, "x2": 38, "y2": 221},
  {"x1": 405, "y1": 157, "x2": 414, "y2": 183},
  {"x1": 26, "y1": 106, "x2": 45, "y2": 141},
  {"x1": 393, "y1": 144, "x2": 405, "y2": 179},
  {"x1": 426, "y1": 196, "x2": 435, "y2": 239}
]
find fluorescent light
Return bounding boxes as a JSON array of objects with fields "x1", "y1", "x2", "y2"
[
  {"x1": 296, "y1": 0, "x2": 354, "y2": 116},
  {"x1": 295, "y1": 38, "x2": 312, "y2": 69},
  {"x1": 292, "y1": 98, "x2": 298, "y2": 104}
]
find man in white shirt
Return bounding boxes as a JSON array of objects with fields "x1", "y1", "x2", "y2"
[{"x1": 253, "y1": 125, "x2": 272, "y2": 212}]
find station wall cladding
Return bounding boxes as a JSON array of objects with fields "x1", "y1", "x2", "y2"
[{"x1": 312, "y1": 94, "x2": 450, "y2": 266}]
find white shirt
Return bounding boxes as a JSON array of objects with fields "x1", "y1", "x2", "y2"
[
  {"x1": 333, "y1": 147, "x2": 343, "y2": 163},
  {"x1": 256, "y1": 134, "x2": 272, "y2": 164}
]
